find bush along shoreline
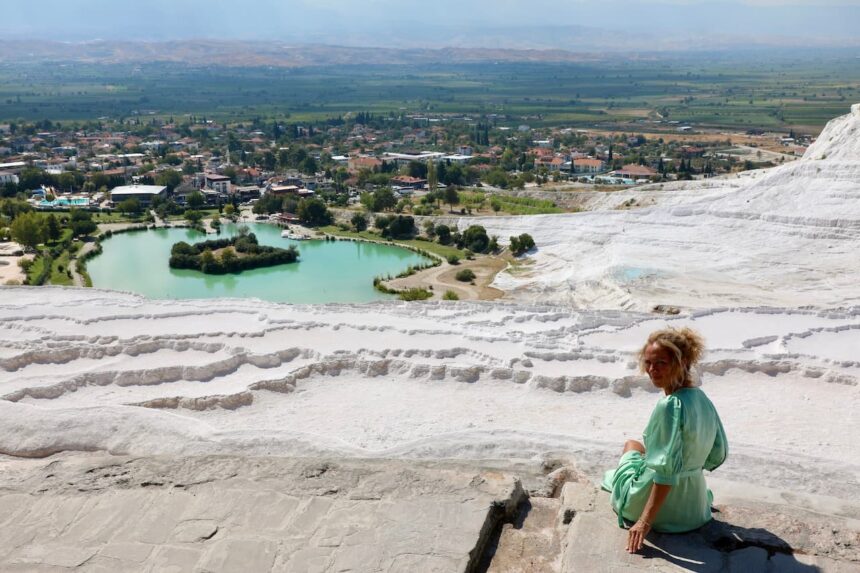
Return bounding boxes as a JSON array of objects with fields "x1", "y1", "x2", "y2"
[{"x1": 169, "y1": 231, "x2": 299, "y2": 275}]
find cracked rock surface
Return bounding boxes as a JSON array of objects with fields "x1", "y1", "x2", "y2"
[
  {"x1": 0, "y1": 453, "x2": 531, "y2": 572},
  {"x1": 1, "y1": 454, "x2": 858, "y2": 572}
]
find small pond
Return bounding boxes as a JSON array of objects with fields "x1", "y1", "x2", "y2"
[{"x1": 87, "y1": 222, "x2": 431, "y2": 303}]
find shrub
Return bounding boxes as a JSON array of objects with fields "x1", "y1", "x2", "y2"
[
  {"x1": 351, "y1": 211, "x2": 368, "y2": 232},
  {"x1": 509, "y1": 233, "x2": 536, "y2": 256},
  {"x1": 374, "y1": 215, "x2": 392, "y2": 230},
  {"x1": 382, "y1": 215, "x2": 416, "y2": 240},
  {"x1": 462, "y1": 225, "x2": 489, "y2": 253},
  {"x1": 297, "y1": 198, "x2": 333, "y2": 227},
  {"x1": 455, "y1": 269, "x2": 476, "y2": 282},
  {"x1": 442, "y1": 290, "x2": 459, "y2": 300},
  {"x1": 435, "y1": 224, "x2": 452, "y2": 245},
  {"x1": 446, "y1": 255, "x2": 460, "y2": 265},
  {"x1": 398, "y1": 287, "x2": 433, "y2": 301},
  {"x1": 372, "y1": 276, "x2": 397, "y2": 294}
]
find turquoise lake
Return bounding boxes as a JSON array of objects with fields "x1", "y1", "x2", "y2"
[{"x1": 87, "y1": 222, "x2": 431, "y2": 303}]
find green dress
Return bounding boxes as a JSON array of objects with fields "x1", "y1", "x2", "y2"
[{"x1": 602, "y1": 387, "x2": 728, "y2": 533}]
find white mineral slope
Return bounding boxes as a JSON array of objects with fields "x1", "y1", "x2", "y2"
[
  {"x1": 459, "y1": 103, "x2": 860, "y2": 310},
  {"x1": 0, "y1": 287, "x2": 858, "y2": 501}
]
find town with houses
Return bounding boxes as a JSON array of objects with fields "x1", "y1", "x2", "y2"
[{"x1": 0, "y1": 112, "x2": 812, "y2": 219}]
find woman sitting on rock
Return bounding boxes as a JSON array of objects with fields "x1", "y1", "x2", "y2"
[{"x1": 603, "y1": 327, "x2": 728, "y2": 553}]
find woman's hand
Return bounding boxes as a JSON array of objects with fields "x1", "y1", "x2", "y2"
[{"x1": 627, "y1": 519, "x2": 651, "y2": 553}]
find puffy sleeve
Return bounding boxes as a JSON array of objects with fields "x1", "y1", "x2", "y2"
[
  {"x1": 704, "y1": 408, "x2": 728, "y2": 472},
  {"x1": 643, "y1": 395, "x2": 685, "y2": 486}
]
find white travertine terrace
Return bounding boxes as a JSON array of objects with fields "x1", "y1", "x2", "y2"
[
  {"x1": 1, "y1": 289, "x2": 858, "y2": 501},
  {"x1": 457, "y1": 103, "x2": 860, "y2": 310},
  {"x1": 0, "y1": 105, "x2": 859, "y2": 514}
]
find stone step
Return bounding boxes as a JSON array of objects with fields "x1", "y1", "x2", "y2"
[{"x1": 485, "y1": 497, "x2": 564, "y2": 573}]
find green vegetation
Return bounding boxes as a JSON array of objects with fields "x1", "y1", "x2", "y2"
[
  {"x1": 169, "y1": 231, "x2": 299, "y2": 274},
  {"x1": 1, "y1": 57, "x2": 857, "y2": 132},
  {"x1": 398, "y1": 287, "x2": 433, "y2": 301},
  {"x1": 320, "y1": 226, "x2": 465, "y2": 259},
  {"x1": 0, "y1": 202, "x2": 99, "y2": 286},
  {"x1": 10, "y1": 211, "x2": 45, "y2": 250},
  {"x1": 296, "y1": 198, "x2": 333, "y2": 227},
  {"x1": 24, "y1": 254, "x2": 50, "y2": 286},
  {"x1": 442, "y1": 290, "x2": 460, "y2": 301},
  {"x1": 49, "y1": 250, "x2": 74, "y2": 286},
  {"x1": 489, "y1": 196, "x2": 564, "y2": 215},
  {"x1": 458, "y1": 226, "x2": 490, "y2": 253},
  {"x1": 455, "y1": 269, "x2": 476, "y2": 282},
  {"x1": 351, "y1": 211, "x2": 368, "y2": 232},
  {"x1": 374, "y1": 214, "x2": 417, "y2": 239},
  {"x1": 509, "y1": 233, "x2": 536, "y2": 256}
]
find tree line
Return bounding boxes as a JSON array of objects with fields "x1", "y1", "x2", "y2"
[{"x1": 169, "y1": 230, "x2": 299, "y2": 275}]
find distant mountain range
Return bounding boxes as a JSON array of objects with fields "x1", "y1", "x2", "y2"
[
  {"x1": 0, "y1": 37, "x2": 856, "y2": 68},
  {"x1": 0, "y1": 40, "x2": 623, "y2": 67}
]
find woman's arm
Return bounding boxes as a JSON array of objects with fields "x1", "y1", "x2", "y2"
[{"x1": 626, "y1": 483, "x2": 672, "y2": 553}]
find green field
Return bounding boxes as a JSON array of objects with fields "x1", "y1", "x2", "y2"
[
  {"x1": 1, "y1": 52, "x2": 858, "y2": 132},
  {"x1": 320, "y1": 226, "x2": 465, "y2": 259}
]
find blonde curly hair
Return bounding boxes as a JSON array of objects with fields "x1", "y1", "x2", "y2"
[{"x1": 638, "y1": 327, "x2": 706, "y2": 391}]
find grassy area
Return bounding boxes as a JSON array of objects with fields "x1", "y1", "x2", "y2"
[
  {"x1": 49, "y1": 250, "x2": 74, "y2": 286},
  {"x1": 320, "y1": 226, "x2": 465, "y2": 259},
  {"x1": 92, "y1": 211, "x2": 147, "y2": 224},
  {"x1": 492, "y1": 196, "x2": 565, "y2": 215},
  {"x1": 1, "y1": 56, "x2": 857, "y2": 131},
  {"x1": 165, "y1": 208, "x2": 222, "y2": 222},
  {"x1": 25, "y1": 255, "x2": 50, "y2": 286},
  {"x1": 457, "y1": 191, "x2": 565, "y2": 216}
]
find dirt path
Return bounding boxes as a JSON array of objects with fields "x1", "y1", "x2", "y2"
[
  {"x1": 386, "y1": 255, "x2": 507, "y2": 301},
  {"x1": 0, "y1": 255, "x2": 30, "y2": 285},
  {"x1": 70, "y1": 241, "x2": 100, "y2": 288}
]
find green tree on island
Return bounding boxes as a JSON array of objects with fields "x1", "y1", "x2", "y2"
[
  {"x1": 200, "y1": 249, "x2": 216, "y2": 271},
  {"x1": 220, "y1": 247, "x2": 237, "y2": 265}
]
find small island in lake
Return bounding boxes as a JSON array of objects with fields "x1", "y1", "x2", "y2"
[{"x1": 169, "y1": 230, "x2": 299, "y2": 275}]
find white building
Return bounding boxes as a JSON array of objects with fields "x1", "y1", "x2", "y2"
[
  {"x1": 110, "y1": 184, "x2": 167, "y2": 206},
  {"x1": 0, "y1": 161, "x2": 27, "y2": 173},
  {"x1": 204, "y1": 173, "x2": 231, "y2": 194},
  {"x1": 0, "y1": 171, "x2": 19, "y2": 185},
  {"x1": 381, "y1": 152, "x2": 445, "y2": 167}
]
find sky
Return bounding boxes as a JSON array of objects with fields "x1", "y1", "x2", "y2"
[{"x1": 3, "y1": 0, "x2": 860, "y2": 48}]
